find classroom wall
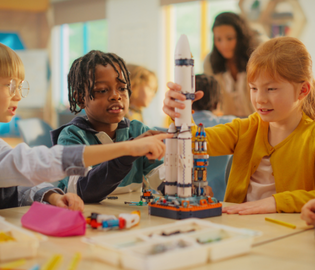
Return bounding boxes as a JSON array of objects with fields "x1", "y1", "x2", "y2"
[
  {"x1": 106, "y1": 0, "x2": 166, "y2": 128},
  {"x1": 0, "y1": 10, "x2": 50, "y2": 49},
  {"x1": 0, "y1": 7, "x2": 51, "y2": 123},
  {"x1": 298, "y1": 0, "x2": 315, "y2": 73}
]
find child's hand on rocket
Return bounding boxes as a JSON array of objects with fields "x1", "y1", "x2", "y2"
[{"x1": 163, "y1": 82, "x2": 204, "y2": 120}]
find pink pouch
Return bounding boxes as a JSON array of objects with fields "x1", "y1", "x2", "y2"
[{"x1": 21, "y1": 202, "x2": 86, "y2": 237}]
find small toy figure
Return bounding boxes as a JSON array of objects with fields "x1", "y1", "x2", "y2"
[
  {"x1": 86, "y1": 211, "x2": 140, "y2": 230},
  {"x1": 126, "y1": 185, "x2": 154, "y2": 206},
  {"x1": 140, "y1": 189, "x2": 154, "y2": 203}
]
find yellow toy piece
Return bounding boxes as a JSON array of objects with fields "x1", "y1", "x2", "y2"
[{"x1": 0, "y1": 231, "x2": 15, "y2": 243}]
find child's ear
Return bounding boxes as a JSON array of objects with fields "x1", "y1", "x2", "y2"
[
  {"x1": 74, "y1": 91, "x2": 86, "y2": 109},
  {"x1": 298, "y1": 81, "x2": 311, "y2": 100}
]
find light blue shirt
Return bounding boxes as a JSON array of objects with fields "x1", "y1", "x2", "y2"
[{"x1": 193, "y1": 110, "x2": 235, "y2": 201}]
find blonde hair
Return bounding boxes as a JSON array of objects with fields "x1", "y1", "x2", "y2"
[
  {"x1": 127, "y1": 64, "x2": 158, "y2": 93},
  {"x1": 247, "y1": 37, "x2": 315, "y2": 120},
  {"x1": 0, "y1": 43, "x2": 25, "y2": 81}
]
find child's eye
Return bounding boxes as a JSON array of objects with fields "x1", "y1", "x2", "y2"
[
  {"x1": 268, "y1": 88, "x2": 277, "y2": 91},
  {"x1": 94, "y1": 89, "x2": 108, "y2": 94},
  {"x1": 250, "y1": 87, "x2": 257, "y2": 91},
  {"x1": 119, "y1": 87, "x2": 128, "y2": 92}
]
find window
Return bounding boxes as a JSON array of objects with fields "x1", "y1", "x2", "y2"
[
  {"x1": 52, "y1": 19, "x2": 107, "y2": 107},
  {"x1": 165, "y1": 0, "x2": 240, "y2": 77}
]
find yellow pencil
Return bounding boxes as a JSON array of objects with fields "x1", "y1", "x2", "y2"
[
  {"x1": 41, "y1": 254, "x2": 63, "y2": 270},
  {"x1": 265, "y1": 217, "x2": 296, "y2": 229},
  {"x1": 0, "y1": 258, "x2": 25, "y2": 269},
  {"x1": 67, "y1": 252, "x2": 81, "y2": 270}
]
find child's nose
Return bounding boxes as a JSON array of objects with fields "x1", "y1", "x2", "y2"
[
  {"x1": 256, "y1": 90, "x2": 267, "y2": 104},
  {"x1": 12, "y1": 89, "x2": 22, "y2": 101},
  {"x1": 109, "y1": 89, "x2": 121, "y2": 100}
]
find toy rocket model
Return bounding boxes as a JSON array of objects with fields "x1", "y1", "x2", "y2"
[
  {"x1": 164, "y1": 34, "x2": 195, "y2": 198},
  {"x1": 174, "y1": 34, "x2": 195, "y2": 128},
  {"x1": 148, "y1": 34, "x2": 222, "y2": 220}
]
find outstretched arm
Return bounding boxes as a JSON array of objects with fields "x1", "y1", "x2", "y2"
[
  {"x1": 78, "y1": 134, "x2": 172, "y2": 203},
  {"x1": 0, "y1": 133, "x2": 171, "y2": 188},
  {"x1": 0, "y1": 140, "x2": 86, "y2": 188},
  {"x1": 82, "y1": 133, "x2": 171, "y2": 167}
]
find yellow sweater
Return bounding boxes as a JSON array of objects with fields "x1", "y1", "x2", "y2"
[{"x1": 190, "y1": 112, "x2": 315, "y2": 213}]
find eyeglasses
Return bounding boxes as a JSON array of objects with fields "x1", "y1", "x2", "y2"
[{"x1": 8, "y1": 79, "x2": 30, "y2": 98}]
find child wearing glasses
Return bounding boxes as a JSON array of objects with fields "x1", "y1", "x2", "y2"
[{"x1": 0, "y1": 43, "x2": 170, "y2": 210}]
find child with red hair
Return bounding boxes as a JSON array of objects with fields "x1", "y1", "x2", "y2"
[{"x1": 163, "y1": 37, "x2": 315, "y2": 214}]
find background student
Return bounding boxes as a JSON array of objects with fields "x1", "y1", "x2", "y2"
[
  {"x1": 125, "y1": 64, "x2": 158, "y2": 123},
  {"x1": 51, "y1": 51, "x2": 165, "y2": 203},
  {"x1": 0, "y1": 43, "x2": 169, "y2": 210},
  {"x1": 192, "y1": 74, "x2": 235, "y2": 201},
  {"x1": 163, "y1": 37, "x2": 315, "y2": 214},
  {"x1": 204, "y1": 12, "x2": 259, "y2": 117}
]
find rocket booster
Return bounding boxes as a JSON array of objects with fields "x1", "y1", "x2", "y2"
[
  {"x1": 177, "y1": 123, "x2": 192, "y2": 198},
  {"x1": 174, "y1": 34, "x2": 195, "y2": 128},
  {"x1": 164, "y1": 123, "x2": 178, "y2": 196}
]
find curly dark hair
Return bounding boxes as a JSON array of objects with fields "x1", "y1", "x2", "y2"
[
  {"x1": 210, "y1": 12, "x2": 258, "y2": 74},
  {"x1": 192, "y1": 74, "x2": 220, "y2": 111},
  {"x1": 68, "y1": 50, "x2": 131, "y2": 114}
]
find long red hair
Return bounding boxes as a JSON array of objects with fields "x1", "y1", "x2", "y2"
[{"x1": 247, "y1": 37, "x2": 315, "y2": 120}]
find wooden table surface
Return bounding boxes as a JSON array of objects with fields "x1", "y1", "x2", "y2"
[{"x1": 0, "y1": 192, "x2": 314, "y2": 270}]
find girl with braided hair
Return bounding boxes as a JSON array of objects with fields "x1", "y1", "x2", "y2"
[{"x1": 51, "y1": 51, "x2": 166, "y2": 203}]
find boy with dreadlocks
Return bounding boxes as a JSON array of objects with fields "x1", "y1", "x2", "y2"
[
  {"x1": 1, "y1": 43, "x2": 169, "y2": 211},
  {"x1": 51, "y1": 51, "x2": 164, "y2": 203}
]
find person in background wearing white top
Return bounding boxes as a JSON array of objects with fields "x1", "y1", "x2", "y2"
[{"x1": 204, "y1": 12, "x2": 259, "y2": 117}]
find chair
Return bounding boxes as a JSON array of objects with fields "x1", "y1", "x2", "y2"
[
  {"x1": 17, "y1": 118, "x2": 53, "y2": 148},
  {"x1": 225, "y1": 155, "x2": 233, "y2": 185}
]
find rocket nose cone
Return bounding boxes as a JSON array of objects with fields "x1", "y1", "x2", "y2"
[
  {"x1": 178, "y1": 123, "x2": 191, "y2": 138},
  {"x1": 175, "y1": 34, "x2": 191, "y2": 59},
  {"x1": 180, "y1": 123, "x2": 188, "y2": 132},
  {"x1": 168, "y1": 123, "x2": 177, "y2": 133}
]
